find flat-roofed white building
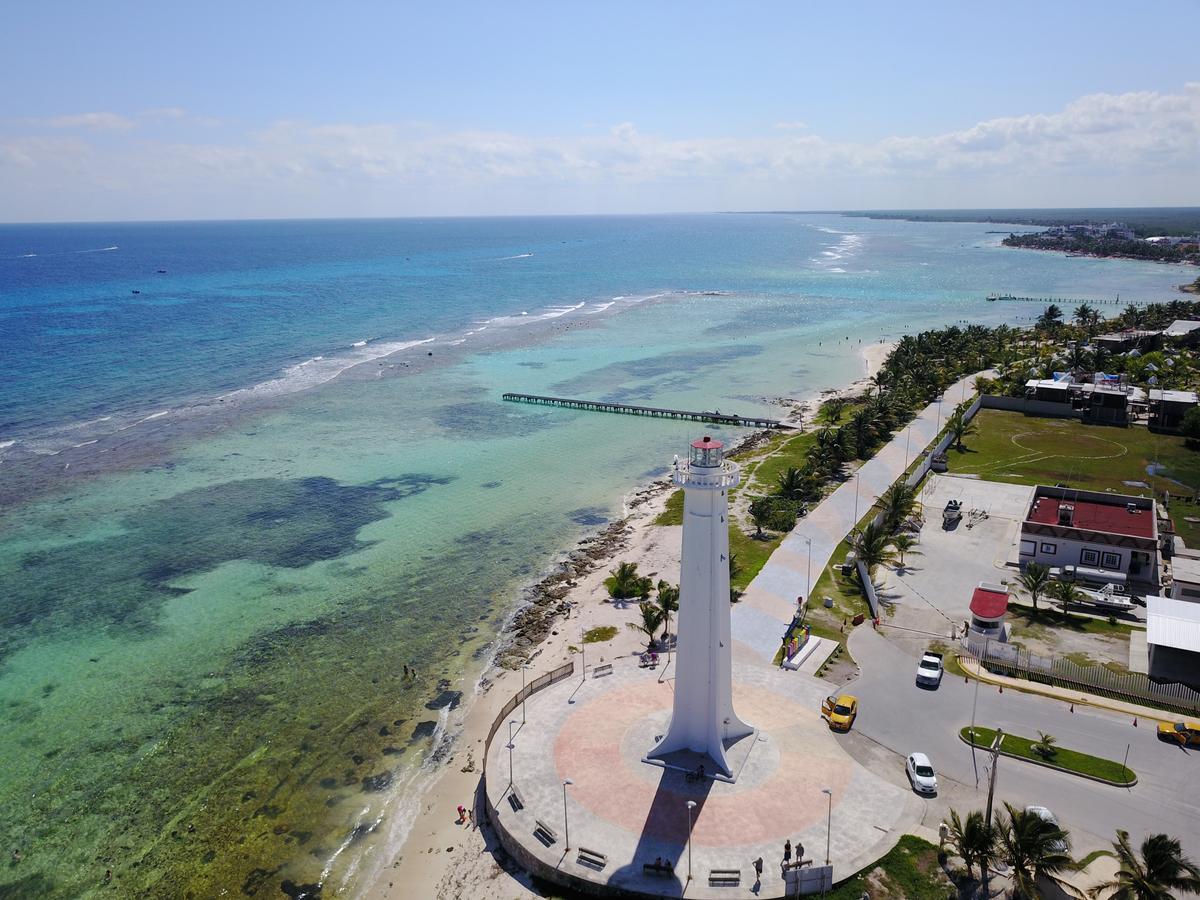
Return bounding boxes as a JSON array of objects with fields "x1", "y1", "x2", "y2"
[
  {"x1": 1019, "y1": 486, "x2": 1159, "y2": 586},
  {"x1": 1146, "y1": 594, "x2": 1200, "y2": 687}
]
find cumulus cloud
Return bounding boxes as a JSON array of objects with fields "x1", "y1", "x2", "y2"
[{"x1": 2, "y1": 84, "x2": 1198, "y2": 219}]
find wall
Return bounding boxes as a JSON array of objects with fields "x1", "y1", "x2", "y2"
[
  {"x1": 1019, "y1": 534, "x2": 1136, "y2": 575},
  {"x1": 979, "y1": 395, "x2": 1084, "y2": 420}
]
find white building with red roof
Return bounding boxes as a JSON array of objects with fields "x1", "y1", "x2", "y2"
[
  {"x1": 969, "y1": 582, "x2": 1011, "y2": 642},
  {"x1": 1018, "y1": 486, "x2": 1160, "y2": 586}
]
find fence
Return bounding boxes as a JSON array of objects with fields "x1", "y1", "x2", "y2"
[
  {"x1": 979, "y1": 394, "x2": 1085, "y2": 420},
  {"x1": 483, "y1": 659, "x2": 576, "y2": 760},
  {"x1": 961, "y1": 639, "x2": 1200, "y2": 716}
]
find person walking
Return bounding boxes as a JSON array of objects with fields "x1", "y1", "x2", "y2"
[{"x1": 753, "y1": 856, "x2": 763, "y2": 879}]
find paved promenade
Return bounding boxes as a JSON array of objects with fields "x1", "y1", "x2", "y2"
[
  {"x1": 486, "y1": 658, "x2": 918, "y2": 899},
  {"x1": 733, "y1": 373, "x2": 981, "y2": 659}
]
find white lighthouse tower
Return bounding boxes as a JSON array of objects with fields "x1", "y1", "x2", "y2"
[{"x1": 648, "y1": 436, "x2": 754, "y2": 779}]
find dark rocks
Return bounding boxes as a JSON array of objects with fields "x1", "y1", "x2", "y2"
[
  {"x1": 410, "y1": 720, "x2": 438, "y2": 741},
  {"x1": 280, "y1": 879, "x2": 322, "y2": 899},
  {"x1": 424, "y1": 690, "x2": 461, "y2": 711},
  {"x1": 361, "y1": 771, "x2": 393, "y2": 792}
]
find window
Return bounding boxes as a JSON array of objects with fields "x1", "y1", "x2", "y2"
[
  {"x1": 1101, "y1": 551, "x2": 1121, "y2": 569},
  {"x1": 1020, "y1": 540, "x2": 1036, "y2": 557},
  {"x1": 1040, "y1": 542, "x2": 1057, "y2": 554},
  {"x1": 1080, "y1": 548, "x2": 1100, "y2": 566}
]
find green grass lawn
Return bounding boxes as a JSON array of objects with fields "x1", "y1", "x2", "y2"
[
  {"x1": 582, "y1": 625, "x2": 618, "y2": 644},
  {"x1": 957, "y1": 408, "x2": 1200, "y2": 497},
  {"x1": 826, "y1": 835, "x2": 953, "y2": 900},
  {"x1": 961, "y1": 725, "x2": 1136, "y2": 785},
  {"x1": 1005, "y1": 601, "x2": 1137, "y2": 635}
]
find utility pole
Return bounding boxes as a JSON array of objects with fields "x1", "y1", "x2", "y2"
[
  {"x1": 981, "y1": 729, "x2": 1003, "y2": 893},
  {"x1": 969, "y1": 636, "x2": 989, "y2": 788}
]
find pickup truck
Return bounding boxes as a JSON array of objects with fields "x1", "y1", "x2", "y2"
[{"x1": 916, "y1": 651, "x2": 944, "y2": 687}]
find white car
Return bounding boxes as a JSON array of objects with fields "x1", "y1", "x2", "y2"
[
  {"x1": 916, "y1": 652, "x2": 944, "y2": 687},
  {"x1": 1024, "y1": 806, "x2": 1068, "y2": 852},
  {"x1": 906, "y1": 752, "x2": 938, "y2": 794}
]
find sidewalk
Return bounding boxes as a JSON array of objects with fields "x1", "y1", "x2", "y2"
[{"x1": 733, "y1": 373, "x2": 981, "y2": 659}]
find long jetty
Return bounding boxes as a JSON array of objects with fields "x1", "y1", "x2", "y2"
[
  {"x1": 987, "y1": 294, "x2": 1149, "y2": 306},
  {"x1": 501, "y1": 393, "x2": 790, "y2": 429}
]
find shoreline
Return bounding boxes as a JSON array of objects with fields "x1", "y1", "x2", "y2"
[{"x1": 362, "y1": 341, "x2": 893, "y2": 899}]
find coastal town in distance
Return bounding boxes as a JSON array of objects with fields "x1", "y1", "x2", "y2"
[{"x1": 3, "y1": 4, "x2": 1200, "y2": 900}]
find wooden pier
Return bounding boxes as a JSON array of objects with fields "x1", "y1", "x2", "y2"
[
  {"x1": 986, "y1": 294, "x2": 1148, "y2": 306},
  {"x1": 501, "y1": 393, "x2": 789, "y2": 429}
]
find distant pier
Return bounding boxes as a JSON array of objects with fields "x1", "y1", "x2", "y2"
[
  {"x1": 986, "y1": 294, "x2": 1147, "y2": 305},
  {"x1": 501, "y1": 393, "x2": 790, "y2": 429}
]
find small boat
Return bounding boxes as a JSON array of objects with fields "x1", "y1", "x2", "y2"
[
  {"x1": 131, "y1": 289, "x2": 140, "y2": 294},
  {"x1": 156, "y1": 269, "x2": 167, "y2": 274}
]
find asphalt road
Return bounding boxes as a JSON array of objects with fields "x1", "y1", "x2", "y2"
[{"x1": 841, "y1": 624, "x2": 1200, "y2": 861}]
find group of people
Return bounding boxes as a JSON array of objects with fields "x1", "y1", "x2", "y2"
[{"x1": 456, "y1": 804, "x2": 474, "y2": 827}]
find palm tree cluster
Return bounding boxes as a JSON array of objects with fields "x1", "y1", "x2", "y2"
[
  {"x1": 945, "y1": 806, "x2": 1200, "y2": 900},
  {"x1": 625, "y1": 579, "x2": 680, "y2": 650},
  {"x1": 850, "y1": 481, "x2": 923, "y2": 583}
]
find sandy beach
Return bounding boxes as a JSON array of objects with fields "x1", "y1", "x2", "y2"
[{"x1": 363, "y1": 341, "x2": 893, "y2": 900}]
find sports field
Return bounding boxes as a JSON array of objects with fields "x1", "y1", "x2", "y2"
[
  {"x1": 953, "y1": 409, "x2": 1200, "y2": 546},
  {"x1": 954, "y1": 410, "x2": 1200, "y2": 493}
]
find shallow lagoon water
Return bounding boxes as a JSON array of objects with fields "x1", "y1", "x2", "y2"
[{"x1": 0, "y1": 214, "x2": 1188, "y2": 897}]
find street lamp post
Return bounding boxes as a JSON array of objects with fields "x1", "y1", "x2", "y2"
[
  {"x1": 804, "y1": 536, "x2": 813, "y2": 601},
  {"x1": 686, "y1": 800, "x2": 697, "y2": 882},
  {"x1": 821, "y1": 788, "x2": 832, "y2": 865},
  {"x1": 562, "y1": 778, "x2": 573, "y2": 850},
  {"x1": 853, "y1": 471, "x2": 861, "y2": 523},
  {"x1": 904, "y1": 425, "x2": 912, "y2": 469},
  {"x1": 521, "y1": 663, "x2": 530, "y2": 725},
  {"x1": 969, "y1": 636, "x2": 989, "y2": 787}
]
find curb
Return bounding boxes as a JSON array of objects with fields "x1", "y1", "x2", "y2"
[
  {"x1": 953, "y1": 654, "x2": 1178, "y2": 723},
  {"x1": 957, "y1": 731, "x2": 1137, "y2": 788}
]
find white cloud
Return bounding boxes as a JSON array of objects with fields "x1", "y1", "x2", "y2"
[
  {"x1": 2, "y1": 84, "x2": 1198, "y2": 220},
  {"x1": 40, "y1": 112, "x2": 135, "y2": 130}
]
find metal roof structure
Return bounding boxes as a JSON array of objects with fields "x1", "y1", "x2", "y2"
[{"x1": 1147, "y1": 595, "x2": 1200, "y2": 654}]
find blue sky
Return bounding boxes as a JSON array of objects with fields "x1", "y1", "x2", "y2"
[{"x1": 2, "y1": 1, "x2": 1198, "y2": 221}]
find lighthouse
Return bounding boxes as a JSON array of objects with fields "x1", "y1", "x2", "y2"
[{"x1": 648, "y1": 436, "x2": 754, "y2": 779}]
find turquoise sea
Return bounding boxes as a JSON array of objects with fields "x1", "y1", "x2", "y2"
[{"x1": 0, "y1": 214, "x2": 1188, "y2": 897}]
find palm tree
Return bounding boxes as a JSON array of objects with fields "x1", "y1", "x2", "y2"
[
  {"x1": 1075, "y1": 302, "x2": 1096, "y2": 331},
  {"x1": 998, "y1": 802, "x2": 1075, "y2": 899},
  {"x1": 729, "y1": 552, "x2": 743, "y2": 603},
  {"x1": 1038, "y1": 304, "x2": 1064, "y2": 333},
  {"x1": 946, "y1": 405, "x2": 978, "y2": 450},
  {"x1": 822, "y1": 396, "x2": 849, "y2": 423},
  {"x1": 1019, "y1": 562, "x2": 1051, "y2": 614},
  {"x1": 1047, "y1": 578, "x2": 1087, "y2": 616},
  {"x1": 626, "y1": 601, "x2": 664, "y2": 651},
  {"x1": 655, "y1": 580, "x2": 679, "y2": 641},
  {"x1": 776, "y1": 466, "x2": 807, "y2": 502},
  {"x1": 946, "y1": 808, "x2": 996, "y2": 882},
  {"x1": 850, "y1": 520, "x2": 896, "y2": 578},
  {"x1": 749, "y1": 495, "x2": 774, "y2": 539},
  {"x1": 890, "y1": 533, "x2": 919, "y2": 570},
  {"x1": 880, "y1": 481, "x2": 919, "y2": 532},
  {"x1": 1032, "y1": 731, "x2": 1058, "y2": 760},
  {"x1": 608, "y1": 561, "x2": 643, "y2": 599},
  {"x1": 1089, "y1": 830, "x2": 1200, "y2": 899}
]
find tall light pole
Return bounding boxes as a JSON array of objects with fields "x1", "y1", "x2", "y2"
[
  {"x1": 562, "y1": 778, "x2": 573, "y2": 850},
  {"x1": 821, "y1": 788, "x2": 832, "y2": 865},
  {"x1": 904, "y1": 425, "x2": 912, "y2": 469},
  {"x1": 853, "y1": 471, "x2": 861, "y2": 524},
  {"x1": 521, "y1": 663, "x2": 530, "y2": 725},
  {"x1": 686, "y1": 800, "x2": 697, "y2": 882},
  {"x1": 969, "y1": 636, "x2": 989, "y2": 787},
  {"x1": 804, "y1": 536, "x2": 813, "y2": 602}
]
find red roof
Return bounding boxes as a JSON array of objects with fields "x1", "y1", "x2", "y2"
[
  {"x1": 691, "y1": 436, "x2": 724, "y2": 450},
  {"x1": 1026, "y1": 497, "x2": 1154, "y2": 539},
  {"x1": 970, "y1": 587, "x2": 1009, "y2": 619}
]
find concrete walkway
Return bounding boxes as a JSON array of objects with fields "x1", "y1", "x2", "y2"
[{"x1": 733, "y1": 373, "x2": 981, "y2": 659}]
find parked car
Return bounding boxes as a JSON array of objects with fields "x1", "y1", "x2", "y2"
[
  {"x1": 915, "y1": 651, "x2": 944, "y2": 687},
  {"x1": 821, "y1": 694, "x2": 858, "y2": 732},
  {"x1": 1024, "y1": 806, "x2": 1068, "y2": 852},
  {"x1": 905, "y1": 752, "x2": 938, "y2": 794},
  {"x1": 1157, "y1": 721, "x2": 1200, "y2": 746}
]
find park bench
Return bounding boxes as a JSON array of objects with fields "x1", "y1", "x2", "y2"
[
  {"x1": 507, "y1": 784, "x2": 525, "y2": 812},
  {"x1": 708, "y1": 869, "x2": 741, "y2": 887},
  {"x1": 576, "y1": 847, "x2": 608, "y2": 870},
  {"x1": 533, "y1": 820, "x2": 558, "y2": 846},
  {"x1": 592, "y1": 662, "x2": 613, "y2": 678},
  {"x1": 642, "y1": 861, "x2": 675, "y2": 877}
]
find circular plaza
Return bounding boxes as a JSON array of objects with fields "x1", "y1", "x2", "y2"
[{"x1": 484, "y1": 657, "x2": 920, "y2": 899}]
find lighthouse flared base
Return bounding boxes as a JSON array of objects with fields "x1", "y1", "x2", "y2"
[{"x1": 642, "y1": 724, "x2": 761, "y2": 784}]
